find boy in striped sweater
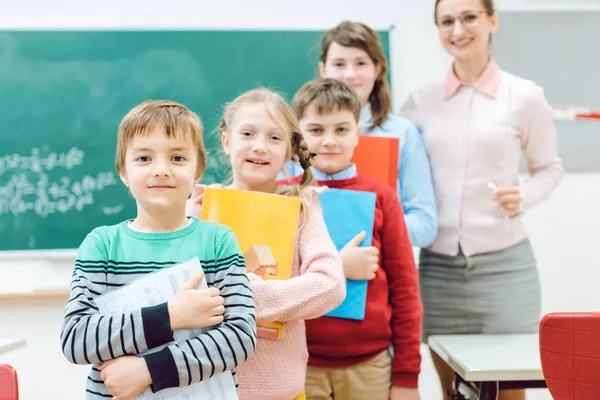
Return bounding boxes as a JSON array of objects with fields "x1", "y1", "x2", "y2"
[{"x1": 60, "y1": 100, "x2": 256, "y2": 399}]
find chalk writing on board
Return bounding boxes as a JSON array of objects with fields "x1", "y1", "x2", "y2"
[
  {"x1": 103, "y1": 205, "x2": 124, "y2": 216},
  {"x1": 0, "y1": 147, "x2": 85, "y2": 177},
  {"x1": 0, "y1": 171, "x2": 119, "y2": 218}
]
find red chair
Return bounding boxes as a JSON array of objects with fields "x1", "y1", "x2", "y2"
[
  {"x1": 0, "y1": 364, "x2": 18, "y2": 400},
  {"x1": 539, "y1": 312, "x2": 600, "y2": 399}
]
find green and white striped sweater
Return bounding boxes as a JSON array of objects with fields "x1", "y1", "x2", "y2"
[{"x1": 60, "y1": 217, "x2": 257, "y2": 399}]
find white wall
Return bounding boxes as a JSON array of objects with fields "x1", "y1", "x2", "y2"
[{"x1": 1, "y1": 1, "x2": 599, "y2": 399}]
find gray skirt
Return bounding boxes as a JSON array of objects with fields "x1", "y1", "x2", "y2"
[{"x1": 419, "y1": 239, "x2": 541, "y2": 341}]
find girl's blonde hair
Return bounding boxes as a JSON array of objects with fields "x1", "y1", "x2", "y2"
[
  {"x1": 219, "y1": 88, "x2": 315, "y2": 215},
  {"x1": 320, "y1": 21, "x2": 391, "y2": 131}
]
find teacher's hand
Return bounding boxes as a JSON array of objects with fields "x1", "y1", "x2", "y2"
[{"x1": 493, "y1": 185, "x2": 521, "y2": 218}]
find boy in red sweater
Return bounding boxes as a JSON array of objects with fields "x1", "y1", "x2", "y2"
[{"x1": 291, "y1": 78, "x2": 423, "y2": 400}]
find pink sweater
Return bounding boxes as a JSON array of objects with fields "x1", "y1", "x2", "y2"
[{"x1": 188, "y1": 185, "x2": 345, "y2": 400}]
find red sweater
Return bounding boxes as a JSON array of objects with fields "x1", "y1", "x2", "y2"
[{"x1": 305, "y1": 174, "x2": 423, "y2": 388}]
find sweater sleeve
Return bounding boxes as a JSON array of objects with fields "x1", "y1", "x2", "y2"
[
  {"x1": 398, "y1": 94, "x2": 438, "y2": 247},
  {"x1": 518, "y1": 85, "x2": 564, "y2": 212},
  {"x1": 60, "y1": 232, "x2": 175, "y2": 365},
  {"x1": 143, "y1": 230, "x2": 257, "y2": 392},
  {"x1": 380, "y1": 188, "x2": 423, "y2": 388},
  {"x1": 248, "y1": 187, "x2": 346, "y2": 324},
  {"x1": 399, "y1": 123, "x2": 438, "y2": 247}
]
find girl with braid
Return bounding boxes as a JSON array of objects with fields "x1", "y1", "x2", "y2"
[{"x1": 187, "y1": 88, "x2": 345, "y2": 400}]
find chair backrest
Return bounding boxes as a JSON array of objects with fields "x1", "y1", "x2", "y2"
[
  {"x1": 539, "y1": 312, "x2": 600, "y2": 399},
  {"x1": 0, "y1": 364, "x2": 18, "y2": 400}
]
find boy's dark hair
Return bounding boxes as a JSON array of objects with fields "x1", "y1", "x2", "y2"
[{"x1": 292, "y1": 78, "x2": 361, "y2": 122}]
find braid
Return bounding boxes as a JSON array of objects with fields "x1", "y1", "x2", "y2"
[
  {"x1": 279, "y1": 130, "x2": 315, "y2": 207},
  {"x1": 276, "y1": 131, "x2": 315, "y2": 228},
  {"x1": 291, "y1": 131, "x2": 315, "y2": 188}
]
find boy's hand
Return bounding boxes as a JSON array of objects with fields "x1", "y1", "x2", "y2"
[
  {"x1": 390, "y1": 386, "x2": 420, "y2": 400},
  {"x1": 340, "y1": 231, "x2": 379, "y2": 280},
  {"x1": 98, "y1": 356, "x2": 151, "y2": 400},
  {"x1": 168, "y1": 272, "x2": 225, "y2": 331}
]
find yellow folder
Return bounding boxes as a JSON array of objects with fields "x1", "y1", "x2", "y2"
[{"x1": 201, "y1": 187, "x2": 301, "y2": 340}]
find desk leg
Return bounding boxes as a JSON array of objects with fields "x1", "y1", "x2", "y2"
[
  {"x1": 478, "y1": 382, "x2": 499, "y2": 400},
  {"x1": 452, "y1": 374, "x2": 478, "y2": 400}
]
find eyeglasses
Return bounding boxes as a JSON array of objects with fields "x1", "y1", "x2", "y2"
[{"x1": 436, "y1": 10, "x2": 485, "y2": 32}]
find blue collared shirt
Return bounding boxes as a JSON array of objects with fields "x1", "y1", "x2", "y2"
[
  {"x1": 279, "y1": 160, "x2": 357, "y2": 182},
  {"x1": 311, "y1": 163, "x2": 357, "y2": 181}
]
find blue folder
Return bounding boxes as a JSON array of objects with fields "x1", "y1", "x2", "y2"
[{"x1": 318, "y1": 188, "x2": 377, "y2": 320}]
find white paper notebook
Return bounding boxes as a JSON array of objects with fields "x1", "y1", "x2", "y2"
[{"x1": 95, "y1": 257, "x2": 238, "y2": 399}]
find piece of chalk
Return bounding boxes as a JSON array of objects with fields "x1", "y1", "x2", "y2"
[{"x1": 487, "y1": 182, "x2": 498, "y2": 191}]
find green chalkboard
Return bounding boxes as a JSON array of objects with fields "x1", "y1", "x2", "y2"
[{"x1": 0, "y1": 30, "x2": 390, "y2": 251}]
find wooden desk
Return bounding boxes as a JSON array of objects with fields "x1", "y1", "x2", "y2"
[
  {"x1": 0, "y1": 338, "x2": 25, "y2": 355},
  {"x1": 428, "y1": 334, "x2": 546, "y2": 400}
]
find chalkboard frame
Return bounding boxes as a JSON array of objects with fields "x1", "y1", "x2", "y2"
[{"x1": 0, "y1": 29, "x2": 391, "y2": 253}]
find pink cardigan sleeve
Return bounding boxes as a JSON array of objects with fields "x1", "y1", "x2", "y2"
[
  {"x1": 519, "y1": 85, "x2": 564, "y2": 212},
  {"x1": 249, "y1": 187, "x2": 346, "y2": 324}
]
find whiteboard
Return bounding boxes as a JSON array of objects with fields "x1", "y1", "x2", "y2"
[{"x1": 492, "y1": 11, "x2": 600, "y2": 172}]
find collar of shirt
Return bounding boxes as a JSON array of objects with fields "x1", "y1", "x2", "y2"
[
  {"x1": 359, "y1": 104, "x2": 372, "y2": 128},
  {"x1": 311, "y1": 163, "x2": 357, "y2": 181},
  {"x1": 444, "y1": 58, "x2": 501, "y2": 100}
]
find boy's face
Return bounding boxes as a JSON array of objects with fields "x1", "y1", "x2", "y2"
[
  {"x1": 119, "y1": 127, "x2": 198, "y2": 213},
  {"x1": 300, "y1": 104, "x2": 359, "y2": 175}
]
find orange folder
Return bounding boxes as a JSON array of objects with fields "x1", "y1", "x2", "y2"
[
  {"x1": 201, "y1": 187, "x2": 301, "y2": 340},
  {"x1": 351, "y1": 136, "x2": 399, "y2": 191}
]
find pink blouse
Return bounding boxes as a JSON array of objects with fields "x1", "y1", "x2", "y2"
[{"x1": 401, "y1": 59, "x2": 563, "y2": 256}]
